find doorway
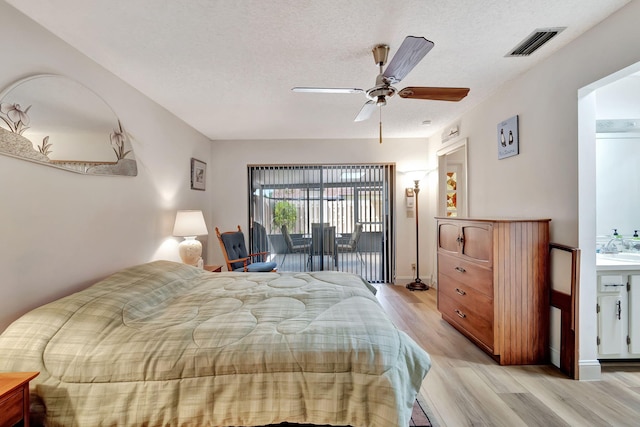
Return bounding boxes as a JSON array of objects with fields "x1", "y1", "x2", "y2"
[
  {"x1": 578, "y1": 61, "x2": 640, "y2": 380},
  {"x1": 437, "y1": 138, "x2": 468, "y2": 217}
]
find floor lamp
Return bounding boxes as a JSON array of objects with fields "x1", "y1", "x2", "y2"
[{"x1": 406, "y1": 171, "x2": 429, "y2": 291}]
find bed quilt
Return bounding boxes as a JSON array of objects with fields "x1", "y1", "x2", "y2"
[{"x1": 0, "y1": 260, "x2": 431, "y2": 426}]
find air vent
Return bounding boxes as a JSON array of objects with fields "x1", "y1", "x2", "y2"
[{"x1": 506, "y1": 27, "x2": 566, "y2": 57}]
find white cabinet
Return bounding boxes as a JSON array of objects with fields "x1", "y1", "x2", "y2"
[
  {"x1": 597, "y1": 272, "x2": 640, "y2": 359},
  {"x1": 630, "y1": 275, "x2": 640, "y2": 355}
]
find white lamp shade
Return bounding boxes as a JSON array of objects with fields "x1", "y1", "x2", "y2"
[
  {"x1": 405, "y1": 170, "x2": 428, "y2": 183},
  {"x1": 173, "y1": 210, "x2": 208, "y2": 237}
]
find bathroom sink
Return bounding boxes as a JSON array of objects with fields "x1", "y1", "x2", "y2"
[{"x1": 597, "y1": 252, "x2": 640, "y2": 264}]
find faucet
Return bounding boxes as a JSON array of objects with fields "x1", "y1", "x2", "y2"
[
  {"x1": 602, "y1": 228, "x2": 620, "y2": 254},
  {"x1": 602, "y1": 238, "x2": 620, "y2": 254}
]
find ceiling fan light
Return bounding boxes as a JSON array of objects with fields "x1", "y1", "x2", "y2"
[{"x1": 376, "y1": 96, "x2": 386, "y2": 106}]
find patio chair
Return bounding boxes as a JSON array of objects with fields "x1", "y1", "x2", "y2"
[
  {"x1": 280, "y1": 224, "x2": 308, "y2": 267},
  {"x1": 252, "y1": 221, "x2": 270, "y2": 255},
  {"x1": 337, "y1": 222, "x2": 364, "y2": 265},
  {"x1": 309, "y1": 224, "x2": 338, "y2": 270}
]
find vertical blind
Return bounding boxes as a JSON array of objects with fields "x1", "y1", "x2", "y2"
[{"x1": 248, "y1": 164, "x2": 395, "y2": 283}]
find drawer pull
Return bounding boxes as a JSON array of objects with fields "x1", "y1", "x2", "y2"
[
  {"x1": 455, "y1": 288, "x2": 466, "y2": 296},
  {"x1": 455, "y1": 309, "x2": 466, "y2": 319},
  {"x1": 454, "y1": 266, "x2": 466, "y2": 273}
]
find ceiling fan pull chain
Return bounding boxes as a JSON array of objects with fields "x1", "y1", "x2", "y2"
[{"x1": 379, "y1": 108, "x2": 383, "y2": 144}]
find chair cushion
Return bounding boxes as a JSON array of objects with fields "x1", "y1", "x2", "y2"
[
  {"x1": 234, "y1": 261, "x2": 277, "y2": 272},
  {"x1": 221, "y1": 232, "x2": 249, "y2": 270}
]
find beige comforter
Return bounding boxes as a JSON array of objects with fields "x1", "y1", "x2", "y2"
[{"x1": 0, "y1": 261, "x2": 430, "y2": 427}]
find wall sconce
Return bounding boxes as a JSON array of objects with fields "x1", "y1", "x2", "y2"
[{"x1": 172, "y1": 210, "x2": 209, "y2": 267}]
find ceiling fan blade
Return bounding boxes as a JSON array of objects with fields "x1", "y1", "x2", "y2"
[
  {"x1": 354, "y1": 100, "x2": 377, "y2": 122},
  {"x1": 382, "y1": 36, "x2": 434, "y2": 84},
  {"x1": 398, "y1": 86, "x2": 470, "y2": 102},
  {"x1": 292, "y1": 87, "x2": 364, "y2": 94}
]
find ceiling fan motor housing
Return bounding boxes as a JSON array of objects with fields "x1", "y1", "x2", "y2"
[
  {"x1": 366, "y1": 84, "x2": 396, "y2": 102},
  {"x1": 366, "y1": 72, "x2": 397, "y2": 102}
]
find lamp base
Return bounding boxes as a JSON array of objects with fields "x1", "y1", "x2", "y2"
[
  {"x1": 178, "y1": 237, "x2": 202, "y2": 266},
  {"x1": 406, "y1": 278, "x2": 429, "y2": 291}
]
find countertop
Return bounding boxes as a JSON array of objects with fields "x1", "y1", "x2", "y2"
[{"x1": 596, "y1": 253, "x2": 640, "y2": 271}]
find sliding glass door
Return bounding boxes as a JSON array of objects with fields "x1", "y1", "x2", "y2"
[{"x1": 248, "y1": 164, "x2": 395, "y2": 283}]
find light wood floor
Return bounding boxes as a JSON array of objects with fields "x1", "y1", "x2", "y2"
[{"x1": 375, "y1": 283, "x2": 640, "y2": 427}]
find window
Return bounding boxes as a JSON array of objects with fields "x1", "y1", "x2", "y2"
[{"x1": 248, "y1": 164, "x2": 395, "y2": 283}]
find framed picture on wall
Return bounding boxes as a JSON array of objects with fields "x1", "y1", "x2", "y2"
[
  {"x1": 497, "y1": 115, "x2": 519, "y2": 159},
  {"x1": 190, "y1": 158, "x2": 206, "y2": 190}
]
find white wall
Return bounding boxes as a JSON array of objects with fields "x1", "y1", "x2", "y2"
[
  {"x1": 0, "y1": 2, "x2": 213, "y2": 332},
  {"x1": 424, "y1": 1, "x2": 640, "y2": 379},
  {"x1": 596, "y1": 74, "x2": 640, "y2": 119}
]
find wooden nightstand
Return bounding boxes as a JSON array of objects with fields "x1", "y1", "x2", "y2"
[
  {"x1": 0, "y1": 372, "x2": 39, "y2": 427},
  {"x1": 204, "y1": 264, "x2": 223, "y2": 272}
]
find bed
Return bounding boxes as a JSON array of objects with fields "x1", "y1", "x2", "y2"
[{"x1": 0, "y1": 260, "x2": 431, "y2": 427}]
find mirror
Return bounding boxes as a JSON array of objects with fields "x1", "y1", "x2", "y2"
[
  {"x1": 437, "y1": 138, "x2": 468, "y2": 217},
  {"x1": 0, "y1": 74, "x2": 137, "y2": 176}
]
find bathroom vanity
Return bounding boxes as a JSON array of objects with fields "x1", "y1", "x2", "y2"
[{"x1": 596, "y1": 253, "x2": 640, "y2": 359}]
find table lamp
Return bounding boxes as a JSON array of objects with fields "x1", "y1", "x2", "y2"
[{"x1": 173, "y1": 210, "x2": 209, "y2": 266}]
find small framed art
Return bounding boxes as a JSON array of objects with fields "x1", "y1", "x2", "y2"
[
  {"x1": 190, "y1": 158, "x2": 206, "y2": 190},
  {"x1": 497, "y1": 115, "x2": 519, "y2": 159}
]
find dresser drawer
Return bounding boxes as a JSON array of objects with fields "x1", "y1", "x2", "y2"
[
  {"x1": 438, "y1": 252, "x2": 493, "y2": 296},
  {"x1": 0, "y1": 387, "x2": 23, "y2": 427},
  {"x1": 438, "y1": 292, "x2": 494, "y2": 349},
  {"x1": 439, "y1": 274, "x2": 493, "y2": 322}
]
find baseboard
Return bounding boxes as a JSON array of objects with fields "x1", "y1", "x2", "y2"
[
  {"x1": 550, "y1": 347, "x2": 561, "y2": 368},
  {"x1": 578, "y1": 359, "x2": 602, "y2": 381}
]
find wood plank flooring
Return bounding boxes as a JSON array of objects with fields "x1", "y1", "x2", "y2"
[{"x1": 375, "y1": 283, "x2": 640, "y2": 427}]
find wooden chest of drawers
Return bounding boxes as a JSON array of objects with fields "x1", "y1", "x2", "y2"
[{"x1": 436, "y1": 218, "x2": 550, "y2": 365}]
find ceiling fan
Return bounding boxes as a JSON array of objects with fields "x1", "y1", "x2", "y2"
[{"x1": 292, "y1": 36, "x2": 470, "y2": 134}]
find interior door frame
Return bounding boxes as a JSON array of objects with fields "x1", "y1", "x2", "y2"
[{"x1": 437, "y1": 138, "x2": 468, "y2": 217}]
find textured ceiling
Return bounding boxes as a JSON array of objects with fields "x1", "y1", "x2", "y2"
[{"x1": 5, "y1": 0, "x2": 631, "y2": 141}]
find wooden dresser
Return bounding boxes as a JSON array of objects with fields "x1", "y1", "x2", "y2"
[{"x1": 435, "y1": 217, "x2": 550, "y2": 365}]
